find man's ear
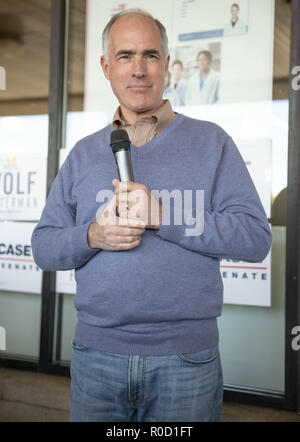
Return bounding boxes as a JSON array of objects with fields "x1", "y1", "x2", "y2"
[{"x1": 100, "y1": 56, "x2": 110, "y2": 80}]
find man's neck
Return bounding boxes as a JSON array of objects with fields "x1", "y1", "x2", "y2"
[{"x1": 120, "y1": 100, "x2": 165, "y2": 127}]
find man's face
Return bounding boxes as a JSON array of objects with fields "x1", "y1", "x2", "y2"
[
  {"x1": 101, "y1": 14, "x2": 169, "y2": 119},
  {"x1": 231, "y1": 6, "x2": 239, "y2": 20},
  {"x1": 197, "y1": 54, "x2": 210, "y2": 73},
  {"x1": 171, "y1": 63, "x2": 182, "y2": 83}
]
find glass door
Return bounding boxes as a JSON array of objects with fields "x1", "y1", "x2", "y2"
[{"x1": 0, "y1": 0, "x2": 51, "y2": 359}]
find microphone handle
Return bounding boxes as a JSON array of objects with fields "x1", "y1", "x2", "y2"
[
  {"x1": 114, "y1": 149, "x2": 134, "y2": 182},
  {"x1": 114, "y1": 149, "x2": 134, "y2": 218}
]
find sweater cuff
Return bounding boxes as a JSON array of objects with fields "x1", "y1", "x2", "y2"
[{"x1": 71, "y1": 222, "x2": 100, "y2": 264}]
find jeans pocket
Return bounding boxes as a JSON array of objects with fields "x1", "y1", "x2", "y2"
[
  {"x1": 72, "y1": 340, "x2": 89, "y2": 351},
  {"x1": 176, "y1": 345, "x2": 219, "y2": 364}
]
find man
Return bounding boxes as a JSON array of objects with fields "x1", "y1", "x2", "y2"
[
  {"x1": 31, "y1": 9, "x2": 272, "y2": 422},
  {"x1": 223, "y1": 3, "x2": 248, "y2": 37},
  {"x1": 163, "y1": 60, "x2": 187, "y2": 106},
  {"x1": 186, "y1": 50, "x2": 220, "y2": 105}
]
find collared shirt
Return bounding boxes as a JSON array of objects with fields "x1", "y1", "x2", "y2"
[{"x1": 112, "y1": 99, "x2": 176, "y2": 147}]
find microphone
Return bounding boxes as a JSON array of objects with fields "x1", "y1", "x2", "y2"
[{"x1": 110, "y1": 129, "x2": 134, "y2": 182}]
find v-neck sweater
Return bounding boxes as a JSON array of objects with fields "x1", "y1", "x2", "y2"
[{"x1": 31, "y1": 113, "x2": 272, "y2": 355}]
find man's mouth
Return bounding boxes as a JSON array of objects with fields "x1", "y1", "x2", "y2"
[{"x1": 127, "y1": 85, "x2": 152, "y2": 90}]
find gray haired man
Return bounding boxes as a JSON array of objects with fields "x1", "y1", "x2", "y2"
[{"x1": 31, "y1": 9, "x2": 272, "y2": 422}]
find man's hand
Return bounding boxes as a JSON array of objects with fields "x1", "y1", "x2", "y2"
[
  {"x1": 87, "y1": 193, "x2": 146, "y2": 251},
  {"x1": 112, "y1": 179, "x2": 162, "y2": 230}
]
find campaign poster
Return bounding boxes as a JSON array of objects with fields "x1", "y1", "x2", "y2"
[
  {"x1": 164, "y1": 42, "x2": 222, "y2": 106},
  {"x1": 237, "y1": 139, "x2": 272, "y2": 219},
  {"x1": 55, "y1": 254, "x2": 272, "y2": 306},
  {"x1": 85, "y1": 0, "x2": 274, "y2": 110},
  {"x1": 56, "y1": 269, "x2": 76, "y2": 295},
  {"x1": 0, "y1": 154, "x2": 47, "y2": 221},
  {"x1": 0, "y1": 222, "x2": 42, "y2": 294},
  {"x1": 174, "y1": 0, "x2": 249, "y2": 42},
  {"x1": 222, "y1": 249, "x2": 271, "y2": 307},
  {"x1": 167, "y1": 0, "x2": 274, "y2": 107},
  {"x1": 221, "y1": 139, "x2": 272, "y2": 307}
]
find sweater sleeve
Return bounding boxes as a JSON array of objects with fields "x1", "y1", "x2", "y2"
[
  {"x1": 31, "y1": 154, "x2": 100, "y2": 271},
  {"x1": 156, "y1": 136, "x2": 272, "y2": 262}
]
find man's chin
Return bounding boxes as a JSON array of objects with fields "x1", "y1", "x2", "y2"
[
  {"x1": 129, "y1": 98, "x2": 164, "y2": 113},
  {"x1": 117, "y1": 97, "x2": 164, "y2": 119},
  {"x1": 128, "y1": 103, "x2": 157, "y2": 114}
]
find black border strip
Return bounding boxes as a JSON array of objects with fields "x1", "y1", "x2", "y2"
[
  {"x1": 1, "y1": 0, "x2": 300, "y2": 415},
  {"x1": 284, "y1": 0, "x2": 300, "y2": 413}
]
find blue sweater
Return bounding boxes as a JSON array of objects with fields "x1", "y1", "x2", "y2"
[{"x1": 31, "y1": 114, "x2": 272, "y2": 355}]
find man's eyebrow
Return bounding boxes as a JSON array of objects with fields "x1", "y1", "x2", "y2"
[
  {"x1": 116, "y1": 49, "x2": 161, "y2": 57},
  {"x1": 143, "y1": 49, "x2": 160, "y2": 56},
  {"x1": 116, "y1": 50, "x2": 135, "y2": 56}
]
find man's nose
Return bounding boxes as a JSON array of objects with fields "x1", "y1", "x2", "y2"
[{"x1": 132, "y1": 58, "x2": 146, "y2": 78}]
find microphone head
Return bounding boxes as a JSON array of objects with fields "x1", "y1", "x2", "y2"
[{"x1": 110, "y1": 129, "x2": 130, "y2": 153}]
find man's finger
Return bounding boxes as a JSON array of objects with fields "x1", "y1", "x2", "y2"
[
  {"x1": 110, "y1": 226, "x2": 145, "y2": 236},
  {"x1": 116, "y1": 216, "x2": 146, "y2": 228},
  {"x1": 106, "y1": 235, "x2": 142, "y2": 244},
  {"x1": 110, "y1": 238, "x2": 142, "y2": 251},
  {"x1": 118, "y1": 181, "x2": 145, "y2": 193}
]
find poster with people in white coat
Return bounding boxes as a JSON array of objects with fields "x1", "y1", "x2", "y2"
[
  {"x1": 85, "y1": 0, "x2": 273, "y2": 113},
  {"x1": 164, "y1": 43, "x2": 222, "y2": 106}
]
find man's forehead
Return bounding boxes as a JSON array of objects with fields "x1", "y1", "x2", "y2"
[
  {"x1": 111, "y1": 13, "x2": 157, "y2": 27},
  {"x1": 109, "y1": 17, "x2": 163, "y2": 54},
  {"x1": 109, "y1": 14, "x2": 161, "y2": 42}
]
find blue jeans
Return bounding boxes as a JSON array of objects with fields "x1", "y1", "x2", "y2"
[{"x1": 70, "y1": 341, "x2": 223, "y2": 422}]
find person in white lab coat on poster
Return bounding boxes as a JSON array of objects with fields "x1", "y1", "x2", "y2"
[
  {"x1": 186, "y1": 50, "x2": 220, "y2": 105},
  {"x1": 223, "y1": 3, "x2": 248, "y2": 37},
  {"x1": 163, "y1": 60, "x2": 188, "y2": 106}
]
